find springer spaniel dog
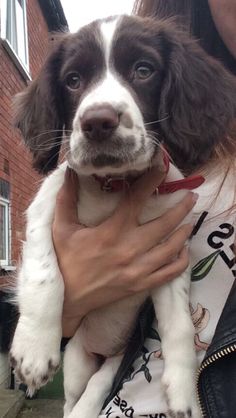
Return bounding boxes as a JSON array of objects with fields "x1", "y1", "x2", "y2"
[{"x1": 10, "y1": 15, "x2": 236, "y2": 418}]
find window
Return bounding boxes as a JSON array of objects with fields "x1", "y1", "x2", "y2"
[
  {"x1": 1, "y1": 0, "x2": 30, "y2": 79},
  {"x1": 0, "y1": 180, "x2": 10, "y2": 268},
  {"x1": 0, "y1": 200, "x2": 9, "y2": 267}
]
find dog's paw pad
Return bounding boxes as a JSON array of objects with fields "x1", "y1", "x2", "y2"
[
  {"x1": 10, "y1": 349, "x2": 60, "y2": 394},
  {"x1": 10, "y1": 325, "x2": 61, "y2": 394}
]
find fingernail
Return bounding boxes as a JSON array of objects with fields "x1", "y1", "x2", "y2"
[
  {"x1": 67, "y1": 167, "x2": 73, "y2": 176},
  {"x1": 183, "y1": 245, "x2": 189, "y2": 253},
  {"x1": 65, "y1": 167, "x2": 70, "y2": 181},
  {"x1": 192, "y1": 192, "x2": 199, "y2": 203},
  {"x1": 66, "y1": 167, "x2": 77, "y2": 181}
]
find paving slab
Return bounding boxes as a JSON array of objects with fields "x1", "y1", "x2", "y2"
[
  {"x1": 0, "y1": 389, "x2": 24, "y2": 418},
  {"x1": 17, "y1": 399, "x2": 63, "y2": 418}
]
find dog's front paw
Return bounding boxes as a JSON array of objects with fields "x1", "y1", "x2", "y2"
[
  {"x1": 162, "y1": 367, "x2": 201, "y2": 418},
  {"x1": 10, "y1": 322, "x2": 61, "y2": 396}
]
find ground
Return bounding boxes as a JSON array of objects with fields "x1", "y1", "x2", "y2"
[{"x1": 17, "y1": 399, "x2": 63, "y2": 418}]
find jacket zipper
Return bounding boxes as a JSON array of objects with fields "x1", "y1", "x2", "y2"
[{"x1": 196, "y1": 343, "x2": 236, "y2": 417}]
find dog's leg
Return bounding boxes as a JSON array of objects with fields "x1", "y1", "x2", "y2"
[
  {"x1": 10, "y1": 167, "x2": 66, "y2": 395},
  {"x1": 63, "y1": 329, "x2": 100, "y2": 417},
  {"x1": 67, "y1": 354, "x2": 123, "y2": 418},
  {"x1": 152, "y1": 267, "x2": 200, "y2": 418}
]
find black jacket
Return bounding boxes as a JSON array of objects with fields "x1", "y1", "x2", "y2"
[
  {"x1": 104, "y1": 282, "x2": 236, "y2": 417},
  {"x1": 197, "y1": 279, "x2": 236, "y2": 417}
]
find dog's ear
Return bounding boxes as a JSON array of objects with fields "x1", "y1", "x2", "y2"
[
  {"x1": 158, "y1": 28, "x2": 236, "y2": 171},
  {"x1": 13, "y1": 40, "x2": 65, "y2": 174}
]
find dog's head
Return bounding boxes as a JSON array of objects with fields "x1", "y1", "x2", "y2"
[{"x1": 14, "y1": 15, "x2": 236, "y2": 176}]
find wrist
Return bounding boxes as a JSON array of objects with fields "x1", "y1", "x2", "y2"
[{"x1": 62, "y1": 314, "x2": 83, "y2": 338}]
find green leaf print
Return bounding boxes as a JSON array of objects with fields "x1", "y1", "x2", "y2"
[{"x1": 191, "y1": 250, "x2": 221, "y2": 282}]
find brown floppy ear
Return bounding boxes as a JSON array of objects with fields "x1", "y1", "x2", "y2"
[
  {"x1": 158, "y1": 28, "x2": 236, "y2": 172},
  {"x1": 13, "y1": 42, "x2": 65, "y2": 174}
]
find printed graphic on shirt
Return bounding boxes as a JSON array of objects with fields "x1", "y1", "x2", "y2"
[
  {"x1": 207, "y1": 222, "x2": 235, "y2": 277},
  {"x1": 101, "y1": 213, "x2": 235, "y2": 418},
  {"x1": 122, "y1": 328, "x2": 161, "y2": 386},
  {"x1": 191, "y1": 250, "x2": 221, "y2": 281},
  {"x1": 192, "y1": 214, "x2": 235, "y2": 280},
  {"x1": 190, "y1": 303, "x2": 210, "y2": 351},
  {"x1": 140, "y1": 415, "x2": 167, "y2": 418},
  {"x1": 104, "y1": 395, "x2": 167, "y2": 417},
  {"x1": 104, "y1": 395, "x2": 135, "y2": 417}
]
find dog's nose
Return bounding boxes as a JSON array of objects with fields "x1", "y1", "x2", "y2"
[{"x1": 81, "y1": 106, "x2": 120, "y2": 141}]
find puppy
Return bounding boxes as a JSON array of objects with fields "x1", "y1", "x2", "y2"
[{"x1": 10, "y1": 15, "x2": 236, "y2": 418}]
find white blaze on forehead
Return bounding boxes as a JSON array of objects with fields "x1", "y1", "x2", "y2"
[
  {"x1": 100, "y1": 16, "x2": 121, "y2": 66},
  {"x1": 77, "y1": 70, "x2": 143, "y2": 122},
  {"x1": 73, "y1": 14, "x2": 145, "y2": 137}
]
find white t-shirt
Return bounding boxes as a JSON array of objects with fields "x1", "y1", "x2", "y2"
[{"x1": 100, "y1": 169, "x2": 236, "y2": 418}]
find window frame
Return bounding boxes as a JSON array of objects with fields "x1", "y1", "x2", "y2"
[
  {"x1": 0, "y1": 197, "x2": 10, "y2": 267},
  {"x1": 1, "y1": 0, "x2": 31, "y2": 80}
]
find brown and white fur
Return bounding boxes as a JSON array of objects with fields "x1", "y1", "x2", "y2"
[{"x1": 10, "y1": 15, "x2": 236, "y2": 418}]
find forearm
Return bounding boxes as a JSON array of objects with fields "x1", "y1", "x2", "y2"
[{"x1": 208, "y1": 0, "x2": 236, "y2": 59}]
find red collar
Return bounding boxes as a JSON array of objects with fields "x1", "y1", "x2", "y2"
[
  {"x1": 158, "y1": 175, "x2": 205, "y2": 194},
  {"x1": 93, "y1": 154, "x2": 205, "y2": 194}
]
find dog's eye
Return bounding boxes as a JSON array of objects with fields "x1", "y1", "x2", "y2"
[
  {"x1": 65, "y1": 72, "x2": 81, "y2": 90},
  {"x1": 134, "y1": 63, "x2": 154, "y2": 80}
]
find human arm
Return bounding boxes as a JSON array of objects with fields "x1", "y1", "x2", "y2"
[{"x1": 52, "y1": 168, "x2": 197, "y2": 337}]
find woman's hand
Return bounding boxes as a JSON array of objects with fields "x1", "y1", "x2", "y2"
[{"x1": 52, "y1": 167, "x2": 197, "y2": 337}]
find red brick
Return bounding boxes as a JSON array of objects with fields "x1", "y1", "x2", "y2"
[{"x1": 0, "y1": 0, "x2": 54, "y2": 265}]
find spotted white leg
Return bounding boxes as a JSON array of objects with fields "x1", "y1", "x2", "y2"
[
  {"x1": 67, "y1": 354, "x2": 123, "y2": 418},
  {"x1": 63, "y1": 329, "x2": 100, "y2": 418},
  {"x1": 152, "y1": 267, "x2": 200, "y2": 418},
  {"x1": 10, "y1": 167, "x2": 66, "y2": 395}
]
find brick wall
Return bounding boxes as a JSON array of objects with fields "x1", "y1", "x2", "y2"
[{"x1": 0, "y1": 0, "x2": 53, "y2": 274}]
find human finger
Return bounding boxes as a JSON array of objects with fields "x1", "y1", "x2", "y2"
[
  {"x1": 126, "y1": 224, "x2": 192, "y2": 280},
  {"x1": 107, "y1": 165, "x2": 166, "y2": 229},
  {"x1": 135, "y1": 192, "x2": 197, "y2": 251},
  {"x1": 135, "y1": 246, "x2": 190, "y2": 292}
]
